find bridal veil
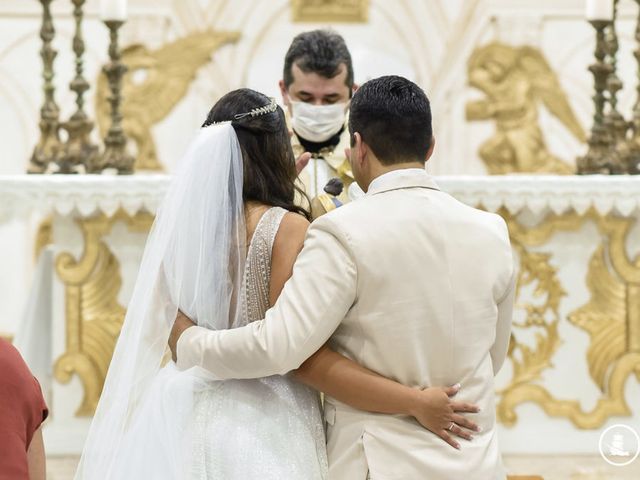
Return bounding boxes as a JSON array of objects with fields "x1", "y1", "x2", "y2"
[{"x1": 75, "y1": 123, "x2": 246, "y2": 479}]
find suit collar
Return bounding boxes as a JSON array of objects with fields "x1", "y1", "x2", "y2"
[{"x1": 366, "y1": 168, "x2": 440, "y2": 196}]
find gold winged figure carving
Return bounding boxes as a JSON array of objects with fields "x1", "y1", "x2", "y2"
[
  {"x1": 466, "y1": 43, "x2": 586, "y2": 174},
  {"x1": 96, "y1": 30, "x2": 240, "y2": 171}
]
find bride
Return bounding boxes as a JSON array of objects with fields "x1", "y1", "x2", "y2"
[{"x1": 75, "y1": 88, "x2": 478, "y2": 479}]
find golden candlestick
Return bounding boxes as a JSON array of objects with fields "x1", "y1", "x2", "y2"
[
  {"x1": 577, "y1": 19, "x2": 615, "y2": 175},
  {"x1": 58, "y1": 0, "x2": 98, "y2": 174},
  {"x1": 29, "y1": 0, "x2": 62, "y2": 174},
  {"x1": 94, "y1": 20, "x2": 134, "y2": 174},
  {"x1": 604, "y1": 0, "x2": 628, "y2": 174},
  {"x1": 625, "y1": 0, "x2": 640, "y2": 174}
]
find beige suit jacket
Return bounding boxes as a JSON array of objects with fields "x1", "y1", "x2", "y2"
[{"x1": 177, "y1": 169, "x2": 515, "y2": 480}]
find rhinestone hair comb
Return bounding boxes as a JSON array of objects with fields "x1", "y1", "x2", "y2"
[{"x1": 233, "y1": 97, "x2": 278, "y2": 120}]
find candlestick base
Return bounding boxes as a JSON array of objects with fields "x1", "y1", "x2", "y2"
[
  {"x1": 94, "y1": 141, "x2": 134, "y2": 175},
  {"x1": 604, "y1": 113, "x2": 628, "y2": 175},
  {"x1": 58, "y1": 113, "x2": 98, "y2": 174},
  {"x1": 29, "y1": 115, "x2": 62, "y2": 174},
  {"x1": 623, "y1": 124, "x2": 640, "y2": 174},
  {"x1": 578, "y1": 124, "x2": 615, "y2": 175}
]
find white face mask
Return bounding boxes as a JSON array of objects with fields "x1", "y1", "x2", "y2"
[{"x1": 290, "y1": 101, "x2": 347, "y2": 143}]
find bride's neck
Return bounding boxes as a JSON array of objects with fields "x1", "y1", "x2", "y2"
[
  {"x1": 244, "y1": 202, "x2": 271, "y2": 237},
  {"x1": 245, "y1": 201, "x2": 270, "y2": 217}
]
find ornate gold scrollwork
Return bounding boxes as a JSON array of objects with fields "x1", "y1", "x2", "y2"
[
  {"x1": 291, "y1": 0, "x2": 369, "y2": 23},
  {"x1": 54, "y1": 210, "x2": 153, "y2": 416},
  {"x1": 498, "y1": 209, "x2": 640, "y2": 429},
  {"x1": 35, "y1": 216, "x2": 53, "y2": 259}
]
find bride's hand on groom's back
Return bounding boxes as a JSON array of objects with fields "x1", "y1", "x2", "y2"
[{"x1": 408, "y1": 384, "x2": 481, "y2": 450}]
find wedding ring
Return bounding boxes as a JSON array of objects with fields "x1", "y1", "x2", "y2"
[{"x1": 447, "y1": 422, "x2": 455, "y2": 431}]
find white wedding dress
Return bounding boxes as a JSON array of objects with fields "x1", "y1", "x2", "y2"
[
  {"x1": 75, "y1": 124, "x2": 328, "y2": 479},
  {"x1": 188, "y1": 207, "x2": 327, "y2": 478}
]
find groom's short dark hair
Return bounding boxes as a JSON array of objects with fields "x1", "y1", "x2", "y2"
[{"x1": 349, "y1": 75, "x2": 432, "y2": 165}]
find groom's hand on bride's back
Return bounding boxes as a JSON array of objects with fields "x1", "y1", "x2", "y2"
[
  {"x1": 409, "y1": 384, "x2": 481, "y2": 450},
  {"x1": 168, "y1": 311, "x2": 197, "y2": 362}
]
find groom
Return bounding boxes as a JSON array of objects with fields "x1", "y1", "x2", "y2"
[{"x1": 170, "y1": 76, "x2": 515, "y2": 479}]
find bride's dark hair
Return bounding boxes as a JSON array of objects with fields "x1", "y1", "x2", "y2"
[{"x1": 202, "y1": 88, "x2": 311, "y2": 220}]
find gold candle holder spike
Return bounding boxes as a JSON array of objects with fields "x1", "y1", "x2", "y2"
[
  {"x1": 29, "y1": 0, "x2": 62, "y2": 174},
  {"x1": 604, "y1": 0, "x2": 627, "y2": 174},
  {"x1": 625, "y1": 0, "x2": 640, "y2": 174},
  {"x1": 577, "y1": 19, "x2": 615, "y2": 175},
  {"x1": 58, "y1": 0, "x2": 98, "y2": 174},
  {"x1": 95, "y1": 20, "x2": 134, "y2": 174}
]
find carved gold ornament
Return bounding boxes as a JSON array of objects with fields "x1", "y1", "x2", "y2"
[
  {"x1": 95, "y1": 30, "x2": 240, "y2": 171},
  {"x1": 498, "y1": 209, "x2": 640, "y2": 429},
  {"x1": 467, "y1": 43, "x2": 586, "y2": 174},
  {"x1": 54, "y1": 210, "x2": 153, "y2": 416},
  {"x1": 310, "y1": 194, "x2": 339, "y2": 219},
  {"x1": 291, "y1": 0, "x2": 369, "y2": 22},
  {"x1": 35, "y1": 216, "x2": 53, "y2": 259}
]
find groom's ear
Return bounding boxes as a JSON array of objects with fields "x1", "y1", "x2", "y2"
[
  {"x1": 425, "y1": 136, "x2": 436, "y2": 162},
  {"x1": 352, "y1": 132, "x2": 367, "y2": 166}
]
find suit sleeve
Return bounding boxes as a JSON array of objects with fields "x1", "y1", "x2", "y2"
[
  {"x1": 490, "y1": 269, "x2": 515, "y2": 375},
  {"x1": 490, "y1": 216, "x2": 516, "y2": 375},
  {"x1": 176, "y1": 214, "x2": 357, "y2": 378}
]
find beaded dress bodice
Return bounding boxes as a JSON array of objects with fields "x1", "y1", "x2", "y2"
[{"x1": 241, "y1": 207, "x2": 287, "y2": 324}]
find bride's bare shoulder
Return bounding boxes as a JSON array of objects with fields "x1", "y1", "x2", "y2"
[
  {"x1": 273, "y1": 212, "x2": 309, "y2": 255},
  {"x1": 269, "y1": 212, "x2": 310, "y2": 303}
]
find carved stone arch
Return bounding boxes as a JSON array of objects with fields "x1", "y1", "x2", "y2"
[{"x1": 231, "y1": 0, "x2": 430, "y2": 90}]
